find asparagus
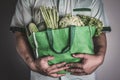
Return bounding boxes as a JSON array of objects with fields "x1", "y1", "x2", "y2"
[
  {"x1": 40, "y1": 6, "x2": 59, "y2": 29},
  {"x1": 39, "y1": 6, "x2": 103, "y2": 36}
]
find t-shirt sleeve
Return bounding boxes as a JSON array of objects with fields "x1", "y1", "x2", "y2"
[
  {"x1": 99, "y1": 10, "x2": 111, "y2": 32},
  {"x1": 92, "y1": 0, "x2": 111, "y2": 32},
  {"x1": 72, "y1": 0, "x2": 111, "y2": 32},
  {"x1": 10, "y1": 0, "x2": 33, "y2": 33}
]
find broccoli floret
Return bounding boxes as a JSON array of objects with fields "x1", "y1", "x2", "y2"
[{"x1": 77, "y1": 14, "x2": 103, "y2": 36}]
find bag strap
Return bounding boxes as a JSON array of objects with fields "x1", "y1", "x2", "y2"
[{"x1": 46, "y1": 26, "x2": 75, "y2": 54}]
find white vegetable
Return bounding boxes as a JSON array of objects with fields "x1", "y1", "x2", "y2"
[{"x1": 59, "y1": 14, "x2": 84, "y2": 28}]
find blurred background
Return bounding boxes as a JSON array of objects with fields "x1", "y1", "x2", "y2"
[{"x1": 0, "y1": 0, "x2": 120, "y2": 80}]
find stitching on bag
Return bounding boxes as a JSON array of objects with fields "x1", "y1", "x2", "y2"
[{"x1": 33, "y1": 32, "x2": 39, "y2": 58}]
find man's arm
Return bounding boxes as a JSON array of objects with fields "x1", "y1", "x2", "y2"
[
  {"x1": 66, "y1": 33, "x2": 107, "y2": 75},
  {"x1": 93, "y1": 32, "x2": 107, "y2": 58},
  {"x1": 14, "y1": 31, "x2": 36, "y2": 70},
  {"x1": 14, "y1": 31, "x2": 68, "y2": 77}
]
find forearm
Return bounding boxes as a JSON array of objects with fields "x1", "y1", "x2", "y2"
[
  {"x1": 93, "y1": 32, "x2": 107, "y2": 58},
  {"x1": 14, "y1": 31, "x2": 36, "y2": 70}
]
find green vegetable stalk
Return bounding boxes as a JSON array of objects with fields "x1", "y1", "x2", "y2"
[
  {"x1": 40, "y1": 6, "x2": 59, "y2": 29},
  {"x1": 28, "y1": 6, "x2": 103, "y2": 36}
]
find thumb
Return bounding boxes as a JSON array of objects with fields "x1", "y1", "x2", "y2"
[
  {"x1": 73, "y1": 53, "x2": 92, "y2": 59},
  {"x1": 73, "y1": 54, "x2": 93, "y2": 59},
  {"x1": 42, "y1": 56, "x2": 54, "y2": 62},
  {"x1": 73, "y1": 54, "x2": 86, "y2": 58}
]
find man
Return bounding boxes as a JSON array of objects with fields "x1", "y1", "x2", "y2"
[{"x1": 10, "y1": 0, "x2": 111, "y2": 80}]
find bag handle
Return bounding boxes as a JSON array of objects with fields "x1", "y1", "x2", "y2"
[{"x1": 46, "y1": 26, "x2": 75, "y2": 54}]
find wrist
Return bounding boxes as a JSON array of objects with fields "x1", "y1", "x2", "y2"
[
  {"x1": 96, "y1": 51, "x2": 105, "y2": 58},
  {"x1": 29, "y1": 61, "x2": 38, "y2": 72},
  {"x1": 96, "y1": 52, "x2": 105, "y2": 65}
]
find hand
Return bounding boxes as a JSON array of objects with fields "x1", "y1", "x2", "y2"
[
  {"x1": 66, "y1": 54, "x2": 104, "y2": 76},
  {"x1": 30, "y1": 56, "x2": 69, "y2": 78}
]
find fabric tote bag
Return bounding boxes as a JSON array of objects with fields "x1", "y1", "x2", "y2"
[{"x1": 28, "y1": 25, "x2": 96, "y2": 65}]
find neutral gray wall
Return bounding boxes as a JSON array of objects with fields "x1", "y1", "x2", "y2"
[
  {"x1": 0, "y1": 0, "x2": 120, "y2": 80},
  {"x1": 96, "y1": 0, "x2": 120, "y2": 80}
]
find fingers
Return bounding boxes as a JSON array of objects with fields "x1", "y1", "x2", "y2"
[
  {"x1": 49, "y1": 73, "x2": 65, "y2": 78},
  {"x1": 73, "y1": 54, "x2": 92, "y2": 59},
  {"x1": 66, "y1": 63, "x2": 84, "y2": 73},
  {"x1": 71, "y1": 72, "x2": 88, "y2": 76},
  {"x1": 42, "y1": 56, "x2": 54, "y2": 62},
  {"x1": 36, "y1": 56, "x2": 69, "y2": 78},
  {"x1": 66, "y1": 63, "x2": 88, "y2": 76},
  {"x1": 66, "y1": 64, "x2": 88, "y2": 76},
  {"x1": 46, "y1": 62, "x2": 69, "y2": 78},
  {"x1": 66, "y1": 68, "x2": 84, "y2": 73},
  {"x1": 47, "y1": 62, "x2": 69, "y2": 73},
  {"x1": 49, "y1": 66, "x2": 68, "y2": 74},
  {"x1": 66, "y1": 66, "x2": 88, "y2": 76},
  {"x1": 73, "y1": 54, "x2": 86, "y2": 58},
  {"x1": 66, "y1": 63, "x2": 83, "y2": 69}
]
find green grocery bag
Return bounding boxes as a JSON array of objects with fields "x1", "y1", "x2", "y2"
[{"x1": 28, "y1": 25, "x2": 96, "y2": 73}]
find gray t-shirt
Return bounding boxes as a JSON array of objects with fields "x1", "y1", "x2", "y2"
[
  {"x1": 10, "y1": 0, "x2": 110, "y2": 80},
  {"x1": 10, "y1": 0, "x2": 110, "y2": 32}
]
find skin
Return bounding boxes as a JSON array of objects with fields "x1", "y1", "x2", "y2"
[
  {"x1": 14, "y1": 31, "x2": 106, "y2": 77},
  {"x1": 14, "y1": 31, "x2": 69, "y2": 78},
  {"x1": 66, "y1": 32, "x2": 107, "y2": 75}
]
